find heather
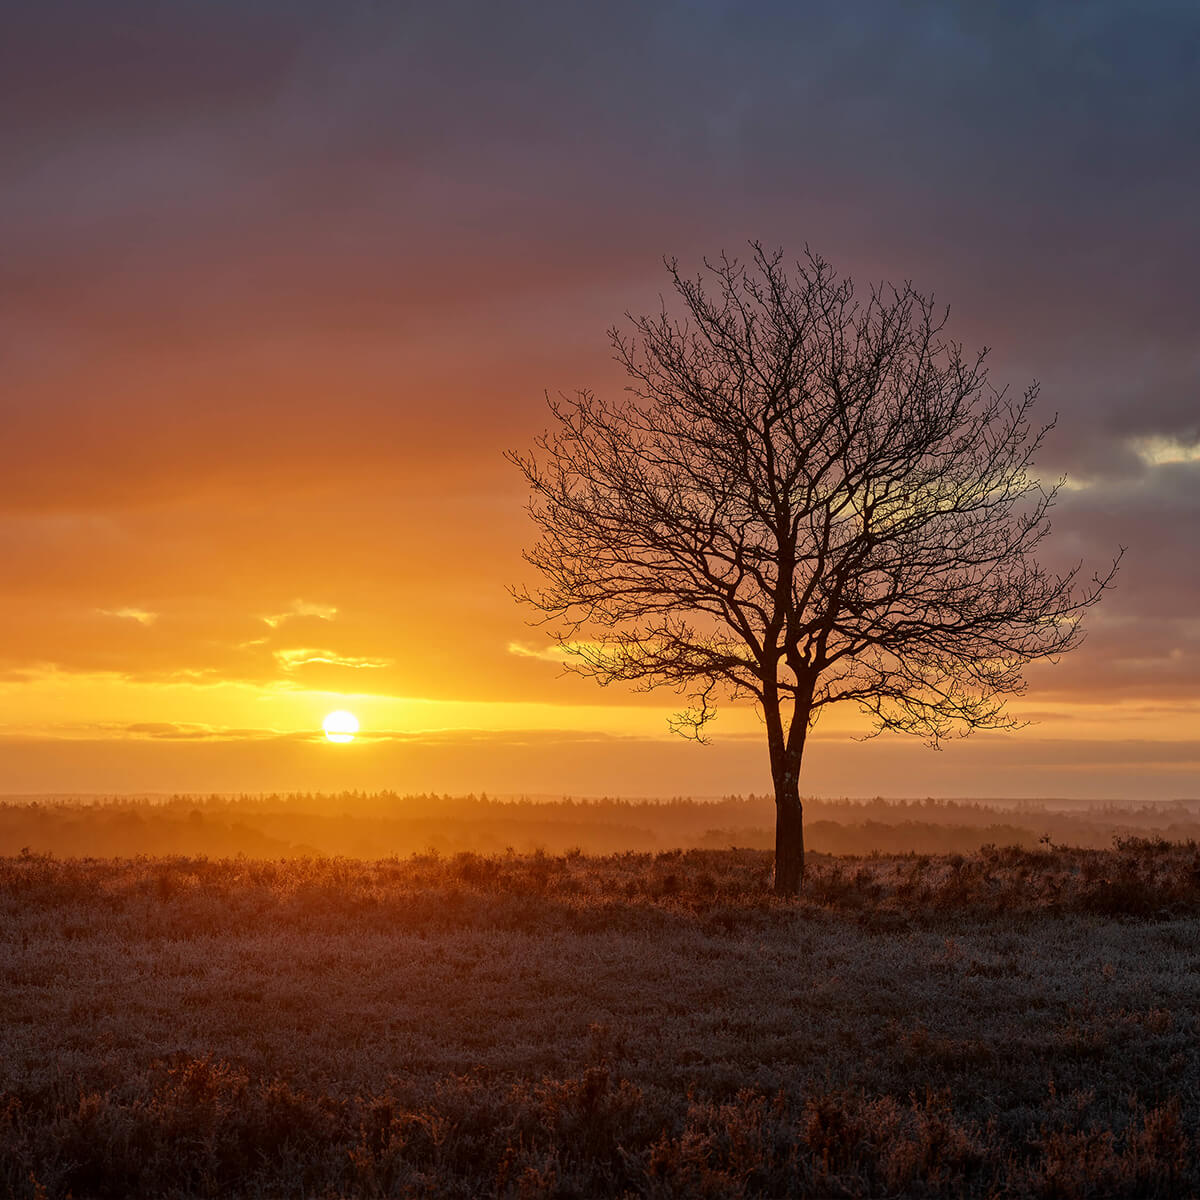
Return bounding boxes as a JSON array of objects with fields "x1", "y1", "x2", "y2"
[{"x1": 2, "y1": 843, "x2": 1198, "y2": 1197}]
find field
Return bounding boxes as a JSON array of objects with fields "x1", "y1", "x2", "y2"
[
  {"x1": 3, "y1": 842, "x2": 1199, "y2": 1197},
  {"x1": 6, "y1": 792, "x2": 1200, "y2": 859}
]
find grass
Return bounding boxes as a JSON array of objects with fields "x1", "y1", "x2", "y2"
[{"x1": 2, "y1": 841, "x2": 1198, "y2": 1196}]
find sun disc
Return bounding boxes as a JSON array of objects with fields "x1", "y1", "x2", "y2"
[{"x1": 323, "y1": 710, "x2": 359, "y2": 743}]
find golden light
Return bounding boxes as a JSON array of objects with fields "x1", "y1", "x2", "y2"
[{"x1": 322, "y1": 710, "x2": 359, "y2": 743}]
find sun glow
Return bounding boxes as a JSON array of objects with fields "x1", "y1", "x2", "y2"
[{"x1": 322, "y1": 710, "x2": 359, "y2": 743}]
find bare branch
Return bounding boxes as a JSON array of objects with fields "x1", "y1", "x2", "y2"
[{"x1": 509, "y1": 245, "x2": 1119, "y2": 892}]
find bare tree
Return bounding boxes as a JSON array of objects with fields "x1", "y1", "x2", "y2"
[{"x1": 509, "y1": 246, "x2": 1119, "y2": 895}]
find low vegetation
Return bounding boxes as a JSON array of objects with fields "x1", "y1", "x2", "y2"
[
  {"x1": 4, "y1": 791, "x2": 1199, "y2": 858},
  {"x1": 3, "y1": 842, "x2": 1199, "y2": 1196}
]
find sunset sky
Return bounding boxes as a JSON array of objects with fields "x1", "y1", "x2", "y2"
[{"x1": 2, "y1": 1, "x2": 1197, "y2": 799}]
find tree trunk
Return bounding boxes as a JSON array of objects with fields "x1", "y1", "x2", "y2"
[{"x1": 772, "y1": 755, "x2": 805, "y2": 896}]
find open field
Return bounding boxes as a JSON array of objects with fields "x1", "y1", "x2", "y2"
[
  {"x1": 5, "y1": 792, "x2": 1200, "y2": 859},
  {"x1": 3, "y1": 843, "x2": 1200, "y2": 1197}
]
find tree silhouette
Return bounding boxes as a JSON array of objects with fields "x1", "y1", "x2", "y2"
[{"x1": 509, "y1": 246, "x2": 1119, "y2": 894}]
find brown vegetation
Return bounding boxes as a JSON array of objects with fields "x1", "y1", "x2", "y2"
[
  {"x1": 2, "y1": 842, "x2": 1199, "y2": 1196},
  {"x1": 4, "y1": 791, "x2": 1199, "y2": 859}
]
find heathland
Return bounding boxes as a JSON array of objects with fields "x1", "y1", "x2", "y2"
[
  {"x1": 3, "y1": 839, "x2": 1199, "y2": 1197},
  {"x1": 4, "y1": 791, "x2": 1200, "y2": 859}
]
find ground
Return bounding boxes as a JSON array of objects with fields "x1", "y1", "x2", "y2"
[{"x1": 2, "y1": 844, "x2": 1197, "y2": 1197}]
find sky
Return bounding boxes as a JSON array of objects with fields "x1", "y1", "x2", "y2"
[{"x1": 2, "y1": 0, "x2": 1198, "y2": 799}]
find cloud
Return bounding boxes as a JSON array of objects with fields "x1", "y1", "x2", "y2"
[
  {"x1": 0, "y1": 0, "x2": 1197, "y2": 794},
  {"x1": 118, "y1": 722, "x2": 338, "y2": 743},
  {"x1": 273, "y1": 647, "x2": 391, "y2": 671},
  {"x1": 0, "y1": 720, "x2": 288, "y2": 743},
  {"x1": 262, "y1": 600, "x2": 339, "y2": 629},
  {"x1": 125, "y1": 722, "x2": 238, "y2": 741},
  {"x1": 507, "y1": 641, "x2": 574, "y2": 663},
  {"x1": 1132, "y1": 435, "x2": 1200, "y2": 468},
  {"x1": 97, "y1": 607, "x2": 157, "y2": 626},
  {"x1": 507, "y1": 640, "x2": 614, "y2": 665}
]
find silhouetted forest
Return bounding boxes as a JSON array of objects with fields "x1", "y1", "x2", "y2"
[{"x1": 2, "y1": 791, "x2": 1198, "y2": 859}]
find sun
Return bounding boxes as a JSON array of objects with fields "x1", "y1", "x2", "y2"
[{"x1": 322, "y1": 710, "x2": 359, "y2": 744}]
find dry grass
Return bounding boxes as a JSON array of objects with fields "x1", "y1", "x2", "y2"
[{"x1": 2, "y1": 841, "x2": 1198, "y2": 1197}]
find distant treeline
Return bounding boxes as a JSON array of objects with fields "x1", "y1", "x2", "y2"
[{"x1": 2, "y1": 792, "x2": 1199, "y2": 858}]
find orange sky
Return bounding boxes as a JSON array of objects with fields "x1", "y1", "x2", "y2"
[{"x1": 2, "y1": 3, "x2": 1198, "y2": 800}]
